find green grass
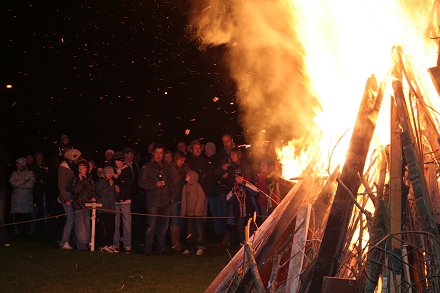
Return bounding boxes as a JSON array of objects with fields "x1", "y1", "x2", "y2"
[{"x1": 0, "y1": 239, "x2": 231, "y2": 293}]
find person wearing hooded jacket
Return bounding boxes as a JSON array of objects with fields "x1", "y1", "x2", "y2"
[
  {"x1": 58, "y1": 148, "x2": 81, "y2": 250},
  {"x1": 181, "y1": 170, "x2": 206, "y2": 256},
  {"x1": 10, "y1": 157, "x2": 35, "y2": 236}
]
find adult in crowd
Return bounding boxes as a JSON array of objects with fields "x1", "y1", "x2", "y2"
[
  {"x1": 58, "y1": 148, "x2": 81, "y2": 250},
  {"x1": 204, "y1": 141, "x2": 226, "y2": 236},
  {"x1": 176, "y1": 141, "x2": 189, "y2": 157},
  {"x1": 32, "y1": 152, "x2": 49, "y2": 235},
  {"x1": 58, "y1": 133, "x2": 73, "y2": 159},
  {"x1": 187, "y1": 140, "x2": 214, "y2": 206},
  {"x1": 112, "y1": 151, "x2": 134, "y2": 253},
  {"x1": 169, "y1": 152, "x2": 189, "y2": 251},
  {"x1": 95, "y1": 166, "x2": 118, "y2": 253},
  {"x1": 103, "y1": 149, "x2": 114, "y2": 167},
  {"x1": 0, "y1": 164, "x2": 9, "y2": 246},
  {"x1": 164, "y1": 150, "x2": 173, "y2": 164},
  {"x1": 225, "y1": 147, "x2": 258, "y2": 244},
  {"x1": 139, "y1": 144, "x2": 172, "y2": 255},
  {"x1": 253, "y1": 158, "x2": 280, "y2": 219},
  {"x1": 124, "y1": 147, "x2": 143, "y2": 247},
  {"x1": 72, "y1": 160, "x2": 96, "y2": 250},
  {"x1": 9, "y1": 157, "x2": 35, "y2": 236},
  {"x1": 215, "y1": 134, "x2": 237, "y2": 246}
]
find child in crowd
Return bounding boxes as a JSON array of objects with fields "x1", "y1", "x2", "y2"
[
  {"x1": 72, "y1": 160, "x2": 96, "y2": 250},
  {"x1": 95, "y1": 166, "x2": 119, "y2": 253},
  {"x1": 253, "y1": 159, "x2": 280, "y2": 219},
  {"x1": 181, "y1": 170, "x2": 206, "y2": 256}
]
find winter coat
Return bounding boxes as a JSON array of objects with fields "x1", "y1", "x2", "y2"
[
  {"x1": 10, "y1": 169, "x2": 35, "y2": 213},
  {"x1": 187, "y1": 155, "x2": 214, "y2": 196},
  {"x1": 181, "y1": 170, "x2": 206, "y2": 217},
  {"x1": 169, "y1": 162, "x2": 189, "y2": 203},
  {"x1": 58, "y1": 161, "x2": 76, "y2": 203},
  {"x1": 138, "y1": 161, "x2": 172, "y2": 208},
  {"x1": 72, "y1": 175, "x2": 95, "y2": 210},
  {"x1": 95, "y1": 178, "x2": 117, "y2": 213},
  {"x1": 114, "y1": 164, "x2": 134, "y2": 202}
]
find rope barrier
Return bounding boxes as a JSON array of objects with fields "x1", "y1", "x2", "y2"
[
  {"x1": 0, "y1": 206, "x2": 273, "y2": 227},
  {"x1": 0, "y1": 208, "x2": 93, "y2": 227},
  {"x1": 0, "y1": 181, "x2": 279, "y2": 227}
]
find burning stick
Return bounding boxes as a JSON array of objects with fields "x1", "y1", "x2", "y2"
[{"x1": 309, "y1": 75, "x2": 385, "y2": 292}]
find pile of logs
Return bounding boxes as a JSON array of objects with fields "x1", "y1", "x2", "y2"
[{"x1": 206, "y1": 47, "x2": 440, "y2": 292}]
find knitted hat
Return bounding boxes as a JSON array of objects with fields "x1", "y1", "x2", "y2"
[
  {"x1": 105, "y1": 149, "x2": 114, "y2": 156},
  {"x1": 64, "y1": 149, "x2": 81, "y2": 161},
  {"x1": 204, "y1": 142, "x2": 216, "y2": 154},
  {"x1": 16, "y1": 157, "x2": 26, "y2": 167},
  {"x1": 113, "y1": 151, "x2": 125, "y2": 162}
]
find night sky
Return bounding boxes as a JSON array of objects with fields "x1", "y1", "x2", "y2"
[{"x1": 1, "y1": 0, "x2": 243, "y2": 161}]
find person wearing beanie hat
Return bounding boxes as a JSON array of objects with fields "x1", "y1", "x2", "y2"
[
  {"x1": 57, "y1": 149, "x2": 81, "y2": 250},
  {"x1": 112, "y1": 150, "x2": 134, "y2": 252},
  {"x1": 9, "y1": 157, "x2": 35, "y2": 236},
  {"x1": 95, "y1": 164, "x2": 119, "y2": 253},
  {"x1": 58, "y1": 133, "x2": 73, "y2": 159},
  {"x1": 15, "y1": 157, "x2": 26, "y2": 168},
  {"x1": 103, "y1": 149, "x2": 115, "y2": 167},
  {"x1": 204, "y1": 142, "x2": 216, "y2": 158}
]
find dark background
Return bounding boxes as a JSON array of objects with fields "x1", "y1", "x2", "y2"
[{"x1": 0, "y1": 0, "x2": 242, "y2": 162}]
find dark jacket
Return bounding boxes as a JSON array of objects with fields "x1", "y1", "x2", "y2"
[
  {"x1": 187, "y1": 155, "x2": 214, "y2": 197},
  {"x1": 95, "y1": 178, "x2": 117, "y2": 212},
  {"x1": 169, "y1": 162, "x2": 189, "y2": 203},
  {"x1": 72, "y1": 175, "x2": 95, "y2": 210},
  {"x1": 115, "y1": 164, "x2": 134, "y2": 201},
  {"x1": 58, "y1": 161, "x2": 76, "y2": 203},
  {"x1": 138, "y1": 161, "x2": 172, "y2": 208}
]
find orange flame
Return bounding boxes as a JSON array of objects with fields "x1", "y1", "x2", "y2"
[{"x1": 277, "y1": 0, "x2": 439, "y2": 179}]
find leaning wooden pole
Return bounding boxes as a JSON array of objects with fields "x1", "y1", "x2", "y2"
[
  {"x1": 309, "y1": 75, "x2": 384, "y2": 292},
  {"x1": 205, "y1": 175, "x2": 310, "y2": 292},
  {"x1": 392, "y1": 46, "x2": 440, "y2": 291}
]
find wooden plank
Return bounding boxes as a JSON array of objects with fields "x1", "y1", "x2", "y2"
[
  {"x1": 392, "y1": 49, "x2": 440, "y2": 291},
  {"x1": 205, "y1": 177, "x2": 308, "y2": 292},
  {"x1": 309, "y1": 75, "x2": 384, "y2": 292},
  {"x1": 286, "y1": 204, "x2": 312, "y2": 292},
  {"x1": 390, "y1": 100, "x2": 402, "y2": 249},
  {"x1": 244, "y1": 244, "x2": 265, "y2": 292}
]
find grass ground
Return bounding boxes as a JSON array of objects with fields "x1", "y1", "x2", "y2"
[{"x1": 0, "y1": 238, "x2": 232, "y2": 293}]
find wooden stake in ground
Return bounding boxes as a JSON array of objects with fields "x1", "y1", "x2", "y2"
[
  {"x1": 85, "y1": 202, "x2": 102, "y2": 252},
  {"x1": 309, "y1": 75, "x2": 384, "y2": 292}
]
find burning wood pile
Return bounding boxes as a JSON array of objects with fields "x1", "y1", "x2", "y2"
[{"x1": 206, "y1": 47, "x2": 440, "y2": 292}]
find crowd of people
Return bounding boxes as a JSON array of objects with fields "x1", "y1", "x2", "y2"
[{"x1": 0, "y1": 133, "x2": 287, "y2": 256}]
